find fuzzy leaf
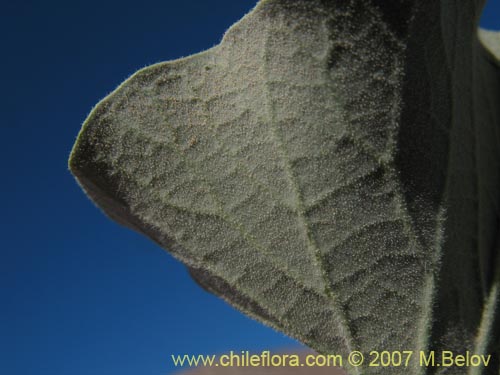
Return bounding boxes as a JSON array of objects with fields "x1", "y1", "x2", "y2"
[{"x1": 69, "y1": 1, "x2": 500, "y2": 374}]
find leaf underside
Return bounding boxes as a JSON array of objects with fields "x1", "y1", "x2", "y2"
[{"x1": 69, "y1": 1, "x2": 500, "y2": 374}]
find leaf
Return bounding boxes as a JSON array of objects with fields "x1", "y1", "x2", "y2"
[
  {"x1": 480, "y1": 29, "x2": 500, "y2": 62},
  {"x1": 69, "y1": 1, "x2": 500, "y2": 374}
]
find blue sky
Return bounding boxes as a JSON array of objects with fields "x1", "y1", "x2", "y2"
[{"x1": 1, "y1": 1, "x2": 499, "y2": 375}]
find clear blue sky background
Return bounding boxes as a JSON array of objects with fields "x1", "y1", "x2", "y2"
[{"x1": 1, "y1": 1, "x2": 499, "y2": 375}]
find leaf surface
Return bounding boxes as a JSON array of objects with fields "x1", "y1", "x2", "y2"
[{"x1": 69, "y1": 1, "x2": 500, "y2": 374}]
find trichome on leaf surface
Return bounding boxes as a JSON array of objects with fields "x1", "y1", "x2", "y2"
[{"x1": 68, "y1": 1, "x2": 500, "y2": 374}]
